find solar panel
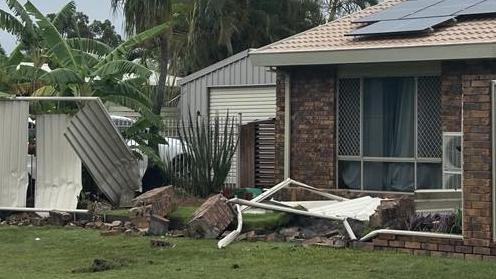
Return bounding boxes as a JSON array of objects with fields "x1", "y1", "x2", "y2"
[
  {"x1": 457, "y1": 0, "x2": 496, "y2": 16},
  {"x1": 353, "y1": 0, "x2": 444, "y2": 23},
  {"x1": 405, "y1": 0, "x2": 485, "y2": 18},
  {"x1": 347, "y1": 16, "x2": 454, "y2": 36}
]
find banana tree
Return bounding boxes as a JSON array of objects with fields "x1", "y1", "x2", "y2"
[{"x1": 1, "y1": 1, "x2": 169, "y2": 121}]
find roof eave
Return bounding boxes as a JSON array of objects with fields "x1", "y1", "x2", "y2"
[{"x1": 250, "y1": 43, "x2": 496, "y2": 67}]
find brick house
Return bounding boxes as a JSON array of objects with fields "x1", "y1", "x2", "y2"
[{"x1": 250, "y1": 0, "x2": 496, "y2": 256}]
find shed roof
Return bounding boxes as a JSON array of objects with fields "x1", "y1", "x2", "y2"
[
  {"x1": 252, "y1": 0, "x2": 496, "y2": 66},
  {"x1": 179, "y1": 49, "x2": 255, "y2": 86}
]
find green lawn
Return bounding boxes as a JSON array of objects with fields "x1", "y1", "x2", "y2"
[{"x1": 0, "y1": 226, "x2": 495, "y2": 279}]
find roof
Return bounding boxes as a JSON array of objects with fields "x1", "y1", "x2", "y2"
[
  {"x1": 252, "y1": 0, "x2": 496, "y2": 66},
  {"x1": 179, "y1": 49, "x2": 255, "y2": 85}
]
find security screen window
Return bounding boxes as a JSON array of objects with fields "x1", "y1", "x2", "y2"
[{"x1": 337, "y1": 76, "x2": 442, "y2": 192}]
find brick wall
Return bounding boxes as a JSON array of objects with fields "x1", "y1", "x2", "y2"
[
  {"x1": 274, "y1": 67, "x2": 337, "y2": 189},
  {"x1": 353, "y1": 233, "x2": 496, "y2": 261},
  {"x1": 458, "y1": 60, "x2": 496, "y2": 247},
  {"x1": 441, "y1": 62, "x2": 463, "y2": 132}
]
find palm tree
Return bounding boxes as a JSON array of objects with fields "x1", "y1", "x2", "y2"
[
  {"x1": 111, "y1": 0, "x2": 173, "y2": 116},
  {"x1": 183, "y1": 0, "x2": 324, "y2": 74},
  {"x1": 0, "y1": 1, "x2": 168, "y2": 119}
]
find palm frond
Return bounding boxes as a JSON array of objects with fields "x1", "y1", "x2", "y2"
[
  {"x1": 0, "y1": 9, "x2": 24, "y2": 36},
  {"x1": 94, "y1": 60, "x2": 152, "y2": 79},
  {"x1": 51, "y1": 1, "x2": 76, "y2": 28},
  {"x1": 39, "y1": 68, "x2": 83, "y2": 90},
  {"x1": 66, "y1": 38, "x2": 112, "y2": 57},
  {"x1": 97, "y1": 22, "x2": 170, "y2": 67},
  {"x1": 6, "y1": 0, "x2": 33, "y2": 30},
  {"x1": 24, "y1": 1, "x2": 77, "y2": 69}
]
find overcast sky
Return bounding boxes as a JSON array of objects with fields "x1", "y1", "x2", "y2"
[{"x1": 0, "y1": 0, "x2": 124, "y2": 54}]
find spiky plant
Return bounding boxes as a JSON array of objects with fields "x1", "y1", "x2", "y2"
[{"x1": 175, "y1": 112, "x2": 239, "y2": 198}]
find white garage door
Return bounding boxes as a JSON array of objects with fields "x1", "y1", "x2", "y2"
[
  {"x1": 209, "y1": 86, "x2": 276, "y2": 124},
  {"x1": 209, "y1": 86, "x2": 276, "y2": 187}
]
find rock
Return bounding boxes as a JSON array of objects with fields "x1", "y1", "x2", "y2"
[
  {"x1": 124, "y1": 229, "x2": 134, "y2": 236},
  {"x1": 266, "y1": 232, "x2": 282, "y2": 242},
  {"x1": 110, "y1": 220, "x2": 122, "y2": 228},
  {"x1": 48, "y1": 211, "x2": 72, "y2": 226},
  {"x1": 94, "y1": 221, "x2": 104, "y2": 229},
  {"x1": 137, "y1": 228, "x2": 148, "y2": 236},
  {"x1": 85, "y1": 222, "x2": 96, "y2": 229},
  {"x1": 124, "y1": 221, "x2": 133, "y2": 229},
  {"x1": 279, "y1": 227, "x2": 300, "y2": 240},
  {"x1": 150, "y1": 239, "x2": 175, "y2": 248},
  {"x1": 148, "y1": 215, "x2": 170, "y2": 236},
  {"x1": 132, "y1": 186, "x2": 177, "y2": 217},
  {"x1": 186, "y1": 194, "x2": 234, "y2": 239},
  {"x1": 302, "y1": 236, "x2": 326, "y2": 247},
  {"x1": 129, "y1": 205, "x2": 152, "y2": 229}
]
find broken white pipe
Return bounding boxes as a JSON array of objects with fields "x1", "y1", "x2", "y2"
[
  {"x1": 242, "y1": 178, "x2": 347, "y2": 213},
  {"x1": 360, "y1": 229, "x2": 463, "y2": 242},
  {"x1": 228, "y1": 198, "x2": 357, "y2": 241},
  {"x1": 0, "y1": 207, "x2": 88, "y2": 214},
  {"x1": 217, "y1": 204, "x2": 243, "y2": 249}
]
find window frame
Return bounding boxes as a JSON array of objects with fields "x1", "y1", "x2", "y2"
[{"x1": 336, "y1": 76, "x2": 442, "y2": 193}]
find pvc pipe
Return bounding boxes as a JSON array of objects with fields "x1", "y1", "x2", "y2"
[
  {"x1": 241, "y1": 178, "x2": 291, "y2": 212},
  {"x1": 359, "y1": 229, "x2": 463, "y2": 242},
  {"x1": 217, "y1": 204, "x2": 243, "y2": 249},
  {"x1": 343, "y1": 219, "x2": 357, "y2": 241},
  {"x1": 0, "y1": 207, "x2": 88, "y2": 214}
]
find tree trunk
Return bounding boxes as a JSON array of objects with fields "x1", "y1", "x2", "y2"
[{"x1": 153, "y1": 34, "x2": 169, "y2": 115}]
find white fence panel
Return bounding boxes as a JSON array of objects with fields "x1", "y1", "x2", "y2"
[
  {"x1": 35, "y1": 114, "x2": 82, "y2": 211},
  {"x1": 0, "y1": 101, "x2": 29, "y2": 207}
]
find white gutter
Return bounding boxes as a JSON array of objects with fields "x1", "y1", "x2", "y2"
[
  {"x1": 229, "y1": 198, "x2": 357, "y2": 241},
  {"x1": 284, "y1": 73, "x2": 291, "y2": 179},
  {"x1": 0, "y1": 207, "x2": 88, "y2": 214},
  {"x1": 251, "y1": 43, "x2": 496, "y2": 67},
  {"x1": 360, "y1": 229, "x2": 463, "y2": 242},
  {"x1": 217, "y1": 204, "x2": 243, "y2": 248}
]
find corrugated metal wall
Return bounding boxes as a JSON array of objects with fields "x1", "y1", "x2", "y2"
[
  {"x1": 64, "y1": 100, "x2": 141, "y2": 206},
  {"x1": 35, "y1": 114, "x2": 82, "y2": 211},
  {"x1": 0, "y1": 101, "x2": 29, "y2": 207},
  {"x1": 179, "y1": 49, "x2": 276, "y2": 120}
]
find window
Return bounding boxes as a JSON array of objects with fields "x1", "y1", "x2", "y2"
[{"x1": 337, "y1": 76, "x2": 442, "y2": 192}]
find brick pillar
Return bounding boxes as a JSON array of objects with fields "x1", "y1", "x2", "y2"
[
  {"x1": 289, "y1": 67, "x2": 336, "y2": 189},
  {"x1": 460, "y1": 61, "x2": 496, "y2": 247},
  {"x1": 441, "y1": 62, "x2": 463, "y2": 133},
  {"x1": 274, "y1": 67, "x2": 337, "y2": 189},
  {"x1": 274, "y1": 71, "x2": 286, "y2": 183}
]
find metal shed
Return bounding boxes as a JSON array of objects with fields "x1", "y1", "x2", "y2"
[{"x1": 178, "y1": 49, "x2": 276, "y2": 121}]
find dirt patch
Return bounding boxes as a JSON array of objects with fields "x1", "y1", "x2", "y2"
[{"x1": 71, "y1": 258, "x2": 128, "y2": 273}]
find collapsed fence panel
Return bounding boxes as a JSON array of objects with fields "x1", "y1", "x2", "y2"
[
  {"x1": 35, "y1": 114, "x2": 82, "y2": 211},
  {"x1": 64, "y1": 100, "x2": 141, "y2": 206},
  {"x1": 0, "y1": 101, "x2": 29, "y2": 207}
]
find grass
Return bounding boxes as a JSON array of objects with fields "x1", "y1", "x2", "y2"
[{"x1": 1, "y1": 226, "x2": 496, "y2": 279}]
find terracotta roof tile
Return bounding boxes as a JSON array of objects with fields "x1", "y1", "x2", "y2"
[{"x1": 256, "y1": 0, "x2": 496, "y2": 54}]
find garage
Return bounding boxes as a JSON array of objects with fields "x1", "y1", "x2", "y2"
[{"x1": 178, "y1": 49, "x2": 277, "y2": 188}]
